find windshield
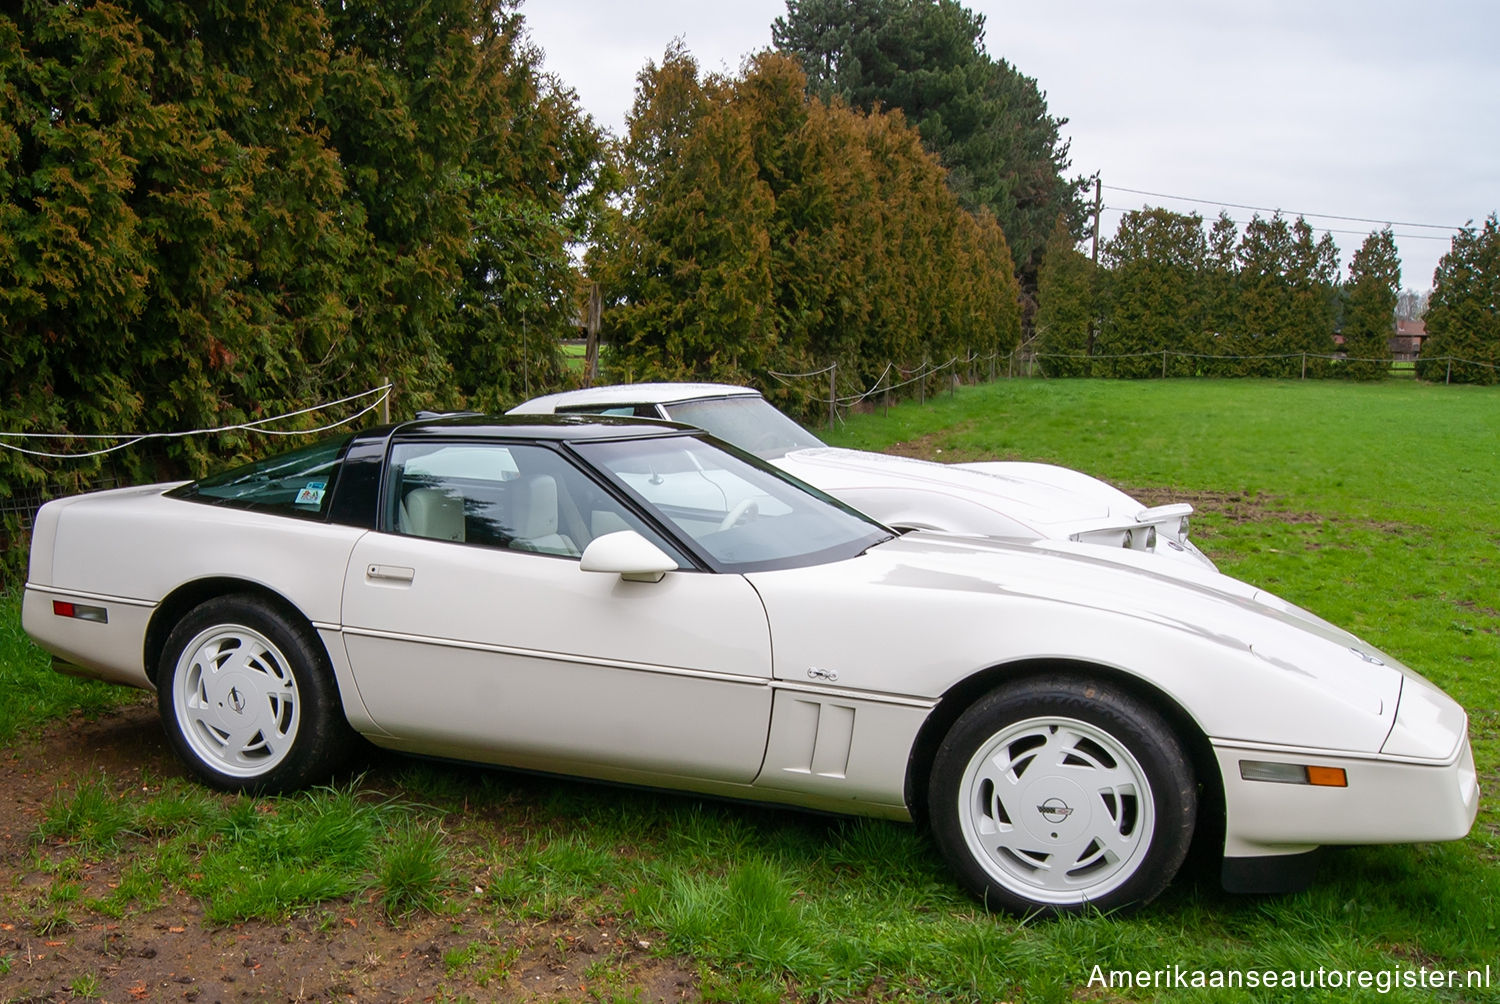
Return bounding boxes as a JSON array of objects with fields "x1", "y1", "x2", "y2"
[
  {"x1": 574, "y1": 435, "x2": 890, "y2": 573},
  {"x1": 660, "y1": 396, "x2": 825, "y2": 459},
  {"x1": 169, "y1": 433, "x2": 352, "y2": 519}
]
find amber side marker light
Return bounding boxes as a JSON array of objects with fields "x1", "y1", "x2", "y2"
[
  {"x1": 1240, "y1": 760, "x2": 1348, "y2": 787},
  {"x1": 52, "y1": 600, "x2": 108, "y2": 624}
]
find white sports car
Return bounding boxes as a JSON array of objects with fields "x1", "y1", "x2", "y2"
[
  {"x1": 510, "y1": 383, "x2": 1213, "y2": 569},
  {"x1": 23, "y1": 416, "x2": 1477, "y2": 914}
]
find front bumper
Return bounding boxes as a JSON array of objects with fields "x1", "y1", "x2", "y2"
[{"x1": 1214, "y1": 731, "x2": 1479, "y2": 859}]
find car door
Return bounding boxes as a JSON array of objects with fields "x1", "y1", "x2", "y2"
[{"x1": 340, "y1": 438, "x2": 774, "y2": 784}]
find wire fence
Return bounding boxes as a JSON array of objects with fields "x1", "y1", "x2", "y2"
[
  {"x1": 1024, "y1": 349, "x2": 1497, "y2": 382},
  {"x1": 771, "y1": 352, "x2": 1008, "y2": 428},
  {"x1": 0, "y1": 384, "x2": 393, "y2": 531},
  {"x1": 769, "y1": 348, "x2": 1498, "y2": 428}
]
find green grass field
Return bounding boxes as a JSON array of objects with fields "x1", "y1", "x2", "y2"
[{"x1": 5, "y1": 378, "x2": 1499, "y2": 1001}]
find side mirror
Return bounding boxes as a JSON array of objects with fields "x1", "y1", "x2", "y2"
[{"x1": 579, "y1": 530, "x2": 678, "y2": 583}]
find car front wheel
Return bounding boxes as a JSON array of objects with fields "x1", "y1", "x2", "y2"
[
  {"x1": 158, "y1": 595, "x2": 353, "y2": 793},
  {"x1": 929, "y1": 676, "x2": 1196, "y2": 915}
]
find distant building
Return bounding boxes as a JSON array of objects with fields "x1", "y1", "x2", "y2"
[{"x1": 1391, "y1": 319, "x2": 1427, "y2": 361}]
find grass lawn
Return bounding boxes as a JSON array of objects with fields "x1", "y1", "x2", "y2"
[
  {"x1": 562, "y1": 340, "x2": 588, "y2": 373},
  {"x1": 4, "y1": 378, "x2": 1499, "y2": 1001}
]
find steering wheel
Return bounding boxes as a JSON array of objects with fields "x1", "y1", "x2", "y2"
[{"x1": 718, "y1": 498, "x2": 759, "y2": 531}]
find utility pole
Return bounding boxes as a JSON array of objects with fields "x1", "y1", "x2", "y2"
[
  {"x1": 583, "y1": 282, "x2": 602, "y2": 387},
  {"x1": 1088, "y1": 175, "x2": 1102, "y2": 361},
  {"x1": 1091, "y1": 176, "x2": 1102, "y2": 265}
]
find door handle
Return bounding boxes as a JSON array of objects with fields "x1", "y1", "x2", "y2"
[{"x1": 366, "y1": 564, "x2": 415, "y2": 584}]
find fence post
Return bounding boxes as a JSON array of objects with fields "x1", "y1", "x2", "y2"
[
  {"x1": 1161, "y1": 350, "x2": 1167, "y2": 380},
  {"x1": 828, "y1": 363, "x2": 837, "y2": 430},
  {"x1": 1447, "y1": 359, "x2": 1452, "y2": 385},
  {"x1": 920, "y1": 357, "x2": 927, "y2": 405},
  {"x1": 1301, "y1": 353, "x2": 1307, "y2": 380}
]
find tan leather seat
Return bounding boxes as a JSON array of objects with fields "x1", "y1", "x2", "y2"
[
  {"x1": 509, "y1": 475, "x2": 578, "y2": 556},
  {"x1": 399, "y1": 487, "x2": 466, "y2": 542}
]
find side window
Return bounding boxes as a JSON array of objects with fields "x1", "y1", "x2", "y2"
[
  {"x1": 169, "y1": 433, "x2": 352, "y2": 520},
  {"x1": 387, "y1": 441, "x2": 686, "y2": 564}
]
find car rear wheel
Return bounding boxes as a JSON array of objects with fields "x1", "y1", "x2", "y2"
[
  {"x1": 158, "y1": 595, "x2": 353, "y2": 793},
  {"x1": 928, "y1": 676, "x2": 1196, "y2": 915}
]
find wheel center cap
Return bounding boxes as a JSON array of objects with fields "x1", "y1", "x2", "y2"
[
  {"x1": 1037, "y1": 797, "x2": 1074, "y2": 824},
  {"x1": 227, "y1": 686, "x2": 246, "y2": 714},
  {"x1": 1019, "y1": 775, "x2": 1091, "y2": 843}
]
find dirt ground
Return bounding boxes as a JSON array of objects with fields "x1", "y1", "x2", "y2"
[{"x1": 0, "y1": 703, "x2": 704, "y2": 1004}]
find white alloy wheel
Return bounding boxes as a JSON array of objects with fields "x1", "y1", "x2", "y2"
[
  {"x1": 158, "y1": 595, "x2": 354, "y2": 793},
  {"x1": 171, "y1": 624, "x2": 301, "y2": 778},
  {"x1": 956, "y1": 715, "x2": 1154, "y2": 906},
  {"x1": 928, "y1": 676, "x2": 1196, "y2": 915}
]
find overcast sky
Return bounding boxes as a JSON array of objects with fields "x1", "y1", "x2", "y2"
[{"x1": 522, "y1": 0, "x2": 1499, "y2": 290}]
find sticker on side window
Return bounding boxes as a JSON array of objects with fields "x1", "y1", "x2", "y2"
[{"x1": 295, "y1": 481, "x2": 327, "y2": 506}]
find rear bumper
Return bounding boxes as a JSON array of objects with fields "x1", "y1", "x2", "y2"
[{"x1": 22, "y1": 584, "x2": 156, "y2": 690}]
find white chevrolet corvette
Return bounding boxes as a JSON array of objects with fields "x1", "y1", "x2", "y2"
[
  {"x1": 23, "y1": 416, "x2": 1477, "y2": 914},
  {"x1": 510, "y1": 383, "x2": 1214, "y2": 569}
]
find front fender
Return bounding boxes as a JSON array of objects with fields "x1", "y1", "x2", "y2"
[{"x1": 746, "y1": 537, "x2": 1400, "y2": 757}]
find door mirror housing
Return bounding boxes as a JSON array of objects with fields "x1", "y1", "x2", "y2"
[{"x1": 579, "y1": 531, "x2": 678, "y2": 583}]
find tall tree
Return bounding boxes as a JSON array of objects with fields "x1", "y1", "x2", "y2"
[
  {"x1": 1286, "y1": 218, "x2": 1341, "y2": 377},
  {"x1": 594, "y1": 45, "x2": 776, "y2": 385},
  {"x1": 445, "y1": 19, "x2": 607, "y2": 409},
  {"x1": 0, "y1": 0, "x2": 604, "y2": 500},
  {"x1": 1034, "y1": 215, "x2": 1095, "y2": 376},
  {"x1": 1097, "y1": 208, "x2": 1206, "y2": 377},
  {"x1": 1417, "y1": 214, "x2": 1500, "y2": 385},
  {"x1": 1341, "y1": 228, "x2": 1400, "y2": 380},
  {"x1": 772, "y1": 0, "x2": 1082, "y2": 279},
  {"x1": 1197, "y1": 212, "x2": 1242, "y2": 374},
  {"x1": 595, "y1": 48, "x2": 1021, "y2": 416}
]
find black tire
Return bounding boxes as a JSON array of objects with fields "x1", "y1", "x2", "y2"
[
  {"x1": 157, "y1": 594, "x2": 355, "y2": 794},
  {"x1": 928, "y1": 676, "x2": 1196, "y2": 916}
]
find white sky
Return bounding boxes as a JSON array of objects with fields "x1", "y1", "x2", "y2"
[{"x1": 521, "y1": 0, "x2": 1500, "y2": 291}]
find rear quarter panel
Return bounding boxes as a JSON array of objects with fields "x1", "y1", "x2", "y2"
[{"x1": 25, "y1": 487, "x2": 368, "y2": 685}]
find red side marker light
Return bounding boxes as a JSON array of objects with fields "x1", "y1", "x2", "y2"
[{"x1": 53, "y1": 600, "x2": 108, "y2": 623}]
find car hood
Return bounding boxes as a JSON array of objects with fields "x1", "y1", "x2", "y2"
[
  {"x1": 777, "y1": 448, "x2": 1116, "y2": 528},
  {"x1": 747, "y1": 531, "x2": 1420, "y2": 754},
  {"x1": 874, "y1": 531, "x2": 1377, "y2": 656}
]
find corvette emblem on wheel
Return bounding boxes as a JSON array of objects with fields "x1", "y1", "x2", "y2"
[{"x1": 1037, "y1": 798, "x2": 1074, "y2": 823}]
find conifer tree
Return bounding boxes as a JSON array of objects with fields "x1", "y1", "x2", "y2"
[
  {"x1": 1197, "y1": 213, "x2": 1242, "y2": 374},
  {"x1": 773, "y1": 0, "x2": 1082, "y2": 279},
  {"x1": 0, "y1": 0, "x2": 604, "y2": 503},
  {"x1": 1233, "y1": 214, "x2": 1298, "y2": 376},
  {"x1": 1035, "y1": 216, "x2": 1095, "y2": 376},
  {"x1": 1418, "y1": 214, "x2": 1500, "y2": 384},
  {"x1": 1097, "y1": 209, "x2": 1206, "y2": 378},
  {"x1": 1286, "y1": 219, "x2": 1341, "y2": 377},
  {"x1": 1341, "y1": 229, "x2": 1400, "y2": 380},
  {"x1": 596, "y1": 48, "x2": 1021, "y2": 414}
]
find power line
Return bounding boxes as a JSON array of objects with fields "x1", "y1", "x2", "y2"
[
  {"x1": 1102, "y1": 184, "x2": 1463, "y2": 232},
  {"x1": 1099, "y1": 206, "x2": 1456, "y2": 241}
]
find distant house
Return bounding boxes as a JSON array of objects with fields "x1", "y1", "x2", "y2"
[{"x1": 1391, "y1": 319, "x2": 1427, "y2": 361}]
